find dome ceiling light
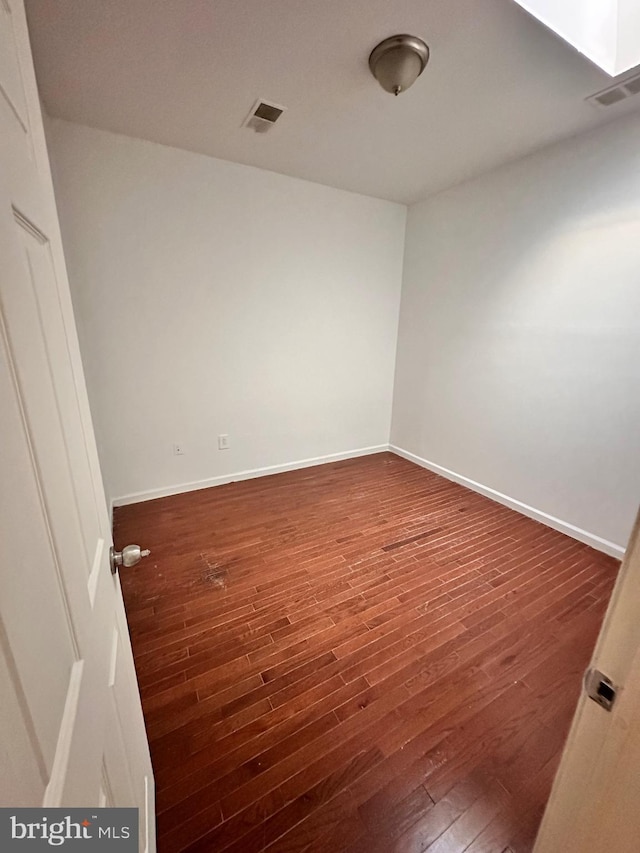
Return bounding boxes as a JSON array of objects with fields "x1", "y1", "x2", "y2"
[{"x1": 368, "y1": 34, "x2": 430, "y2": 96}]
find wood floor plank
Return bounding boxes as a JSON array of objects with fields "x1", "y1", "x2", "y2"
[
  {"x1": 115, "y1": 452, "x2": 618, "y2": 852},
  {"x1": 156, "y1": 675, "x2": 370, "y2": 814}
]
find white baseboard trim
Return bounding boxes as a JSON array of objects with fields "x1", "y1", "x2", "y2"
[
  {"x1": 110, "y1": 441, "x2": 626, "y2": 559},
  {"x1": 389, "y1": 445, "x2": 626, "y2": 559},
  {"x1": 111, "y1": 444, "x2": 389, "y2": 508}
]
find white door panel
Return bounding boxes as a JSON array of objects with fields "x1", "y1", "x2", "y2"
[
  {"x1": 0, "y1": 0, "x2": 29, "y2": 137},
  {"x1": 0, "y1": 1, "x2": 154, "y2": 848},
  {"x1": 0, "y1": 313, "x2": 75, "y2": 772},
  {"x1": 0, "y1": 627, "x2": 45, "y2": 807}
]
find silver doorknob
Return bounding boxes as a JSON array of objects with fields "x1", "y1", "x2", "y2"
[{"x1": 110, "y1": 544, "x2": 151, "y2": 574}]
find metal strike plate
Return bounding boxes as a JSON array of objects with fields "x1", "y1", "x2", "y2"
[{"x1": 584, "y1": 668, "x2": 618, "y2": 712}]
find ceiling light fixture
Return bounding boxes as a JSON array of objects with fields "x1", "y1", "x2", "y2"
[{"x1": 369, "y1": 34, "x2": 430, "y2": 96}]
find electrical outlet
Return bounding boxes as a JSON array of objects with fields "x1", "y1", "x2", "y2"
[
  {"x1": 173, "y1": 443, "x2": 184, "y2": 456},
  {"x1": 218, "y1": 434, "x2": 230, "y2": 450}
]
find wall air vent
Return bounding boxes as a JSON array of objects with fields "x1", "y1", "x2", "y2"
[
  {"x1": 586, "y1": 69, "x2": 640, "y2": 108},
  {"x1": 243, "y1": 99, "x2": 286, "y2": 133}
]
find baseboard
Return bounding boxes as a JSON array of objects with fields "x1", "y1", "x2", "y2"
[
  {"x1": 111, "y1": 444, "x2": 389, "y2": 508},
  {"x1": 389, "y1": 445, "x2": 626, "y2": 559},
  {"x1": 111, "y1": 441, "x2": 627, "y2": 559}
]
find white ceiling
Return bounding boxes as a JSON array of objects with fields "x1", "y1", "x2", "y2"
[{"x1": 25, "y1": 0, "x2": 640, "y2": 204}]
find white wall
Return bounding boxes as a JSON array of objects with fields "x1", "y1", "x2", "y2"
[
  {"x1": 48, "y1": 114, "x2": 640, "y2": 554},
  {"x1": 46, "y1": 120, "x2": 406, "y2": 507},
  {"x1": 392, "y1": 112, "x2": 640, "y2": 553}
]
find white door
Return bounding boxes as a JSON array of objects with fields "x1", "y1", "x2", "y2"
[
  {"x1": 535, "y1": 508, "x2": 640, "y2": 851},
  {"x1": 0, "y1": 1, "x2": 155, "y2": 848}
]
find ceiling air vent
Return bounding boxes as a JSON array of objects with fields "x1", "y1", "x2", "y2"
[
  {"x1": 586, "y1": 69, "x2": 640, "y2": 108},
  {"x1": 243, "y1": 99, "x2": 286, "y2": 133}
]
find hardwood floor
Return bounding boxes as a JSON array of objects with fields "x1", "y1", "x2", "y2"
[{"x1": 115, "y1": 452, "x2": 619, "y2": 853}]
